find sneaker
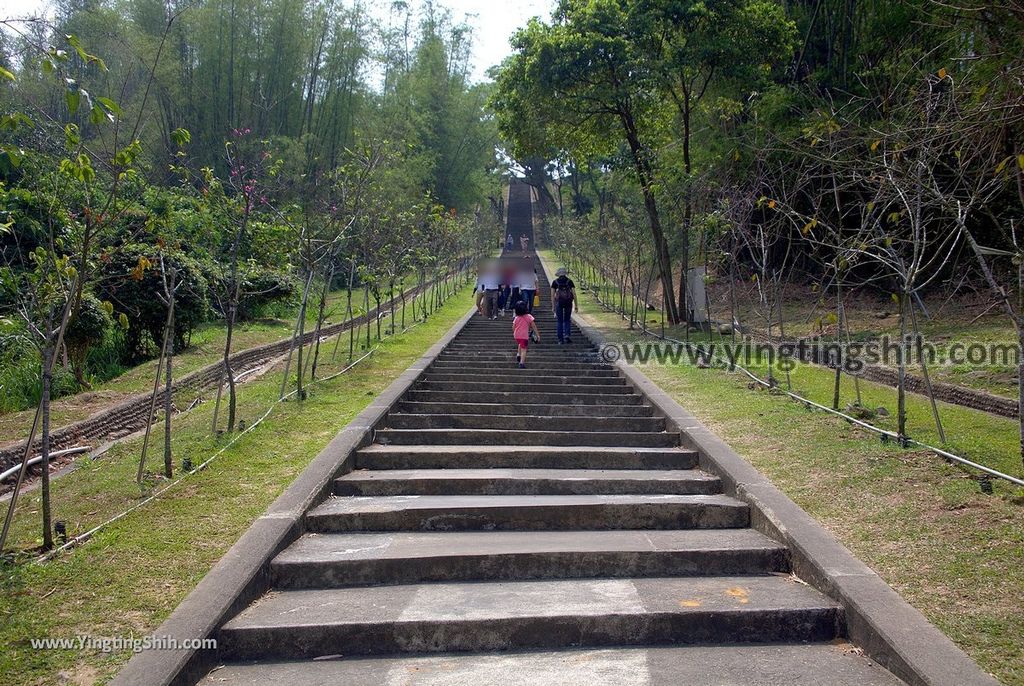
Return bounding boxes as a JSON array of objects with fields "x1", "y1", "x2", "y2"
[
  {"x1": 518, "y1": 362, "x2": 525, "y2": 369},
  {"x1": 565, "y1": 337, "x2": 573, "y2": 344},
  {"x1": 516, "y1": 353, "x2": 520, "y2": 363}
]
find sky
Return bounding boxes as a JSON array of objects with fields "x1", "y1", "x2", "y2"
[{"x1": 2, "y1": 0, "x2": 555, "y2": 83}]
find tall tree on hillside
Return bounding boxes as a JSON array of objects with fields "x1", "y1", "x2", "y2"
[
  {"x1": 492, "y1": 1, "x2": 682, "y2": 323},
  {"x1": 641, "y1": 0, "x2": 795, "y2": 320}
]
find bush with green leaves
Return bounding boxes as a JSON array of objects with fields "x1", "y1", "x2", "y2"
[
  {"x1": 98, "y1": 244, "x2": 210, "y2": 361},
  {"x1": 236, "y1": 268, "x2": 297, "y2": 320},
  {"x1": 63, "y1": 292, "x2": 114, "y2": 387}
]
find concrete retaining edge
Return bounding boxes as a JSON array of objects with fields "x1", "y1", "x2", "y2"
[
  {"x1": 572, "y1": 310, "x2": 998, "y2": 686},
  {"x1": 110, "y1": 304, "x2": 476, "y2": 686}
]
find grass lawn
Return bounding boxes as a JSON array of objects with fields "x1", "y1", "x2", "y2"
[
  {"x1": 621, "y1": 263, "x2": 1020, "y2": 399},
  {"x1": 540, "y1": 250, "x2": 1024, "y2": 685},
  {"x1": 0, "y1": 281, "x2": 473, "y2": 685}
]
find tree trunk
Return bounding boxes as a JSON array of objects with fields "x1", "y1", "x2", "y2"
[
  {"x1": 909, "y1": 297, "x2": 946, "y2": 443},
  {"x1": 294, "y1": 271, "x2": 313, "y2": 400},
  {"x1": 389, "y1": 279, "x2": 396, "y2": 335},
  {"x1": 676, "y1": 95, "x2": 692, "y2": 323},
  {"x1": 224, "y1": 302, "x2": 238, "y2": 431},
  {"x1": 619, "y1": 109, "x2": 680, "y2": 324},
  {"x1": 897, "y1": 290, "x2": 908, "y2": 443},
  {"x1": 163, "y1": 288, "x2": 175, "y2": 478},
  {"x1": 374, "y1": 290, "x2": 382, "y2": 340},
  {"x1": 311, "y1": 266, "x2": 334, "y2": 380},
  {"x1": 832, "y1": 282, "x2": 842, "y2": 410},
  {"x1": 138, "y1": 302, "x2": 172, "y2": 481},
  {"x1": 364, "y1": 284, "x2": 371, "y2": 349},
  {"x1": 40, "y1": 334, "x2": 54, "y2": 551}
]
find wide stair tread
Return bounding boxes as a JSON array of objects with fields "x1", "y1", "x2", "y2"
[
  {"x1": 270, "y1": 529, "x2": 789, "y2": 587},
  {"x1": 334, "y1": 467, "x2": 719, "y2": 496},
  {"x1": 305, "y1": 493, "x2": 749, "y2": 532},
  {"x1": 199, "y1": 643, "x2": 902, "y2": 685},
  {"x1": 355, "y1": 444, "x2": 699, "y2": 470},
  {"x1": 218, "y1": 574, "x2": 843, "y2": 659},
  {"x1": 384, "y1": 413, "x2": 666, "y2": 432},
  {"x1": 395, "y1": 401, "x2": 656, "y2": 417},
  {"x1": 374, "y1": 428, "x2": 680, "y2": 447}
]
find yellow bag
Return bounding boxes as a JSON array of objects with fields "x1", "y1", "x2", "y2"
[{"x1": 533, "y1": 293, "x2": 540, "y2": 307}]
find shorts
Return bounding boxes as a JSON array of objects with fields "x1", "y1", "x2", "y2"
[{"x1": 515, "y1": 338, "x2": 529, "y2": 350}]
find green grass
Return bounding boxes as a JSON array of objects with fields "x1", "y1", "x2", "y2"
[
  {"x1": 715, "y1": 281, "x2": 1020, "y2": 399},
  {"x1": 539, "y1": 250, "x2": 1023, "y2": 684},
  {"x1": 0, "y1": 280, "x2": 474, "y2": 685}
]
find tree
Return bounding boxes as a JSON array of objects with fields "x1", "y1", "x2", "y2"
[
  {"x1": 492, "y1": 0, "x2": 682, "y2": 322},
  {"x1": 641, "y1": 0, "x2": 795, "y2": 320}
]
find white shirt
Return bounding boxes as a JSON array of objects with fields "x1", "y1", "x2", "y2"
[{"x1": 515, "y1": 271, "x2": 537, "y2": 290}]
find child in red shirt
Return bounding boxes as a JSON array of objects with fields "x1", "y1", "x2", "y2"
[{"x1": 512, "y1": 300, "x2": 541, "y2": 368}]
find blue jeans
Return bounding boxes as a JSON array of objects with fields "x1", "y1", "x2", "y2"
[
  {"x1": 520, "y1": 289, "x2": 535, "y2": 313},
  {"x1": 556, "y1": 302, "x2": 573, "y2": 341}
]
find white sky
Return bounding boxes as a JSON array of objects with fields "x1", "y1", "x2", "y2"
[{"x1": 2, "y1": 0, "x2": 554, "y2": 82}]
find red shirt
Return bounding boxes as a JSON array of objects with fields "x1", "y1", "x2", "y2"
[{"x1": 513, "y1": 313, "x2": 534, "y2": 340}]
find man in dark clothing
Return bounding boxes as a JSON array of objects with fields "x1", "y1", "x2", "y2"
[{"x1": 550, "y1": 267, "x2": 578, "y2": 344}]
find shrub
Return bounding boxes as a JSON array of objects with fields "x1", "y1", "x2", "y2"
[
  {"x1": 64, "y1": 293, "x2": 115, "y2": 388},
  {"x1": 99, "y1": 244, "x2": 210, "y2": 361}
]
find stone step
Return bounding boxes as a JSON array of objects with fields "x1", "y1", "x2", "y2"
[
  {"x1": 218, "y1": 575, "x2": 842, "y2": 660},
  {"x1": 458, "y1": 324, "x2": 579, "y2": 329},
  {"x1": 422, "y1": 372, "x2": 627, "y2": 386},
  {"x1": 456, "y1": 322, "x2": 581, "y2": 330},
  {"x1": 443, "y1": 345, "x2": 596, "y2": 354},
  {"x1": 438, "y1": 348, "x2": 598, "y2": 356},
  {"x1": 384, "y1": 413, "x2": 666, "y2": 433},
  {"x1": 373, "y1": 428, "x2": 679, "y2": 447},
  {"x1": 404, "y1": 390, "x2": 645, "y2": 406},
  {"x1": 442, "y1": 339, "x2": 593, "y2": 346},
  {"x1": 304, "y1": 494, "x2": 747, "y2": 532},
  {"x1": 198, "y1": 642, "x2": 903, "y2": 685},
  {"x1": 414, "y1": 381, "x2": 635, "y2": 395},
  {"x1": 461, "y1": 319, "x2": 573, "y2": 326},
  {"x1": 355, "y1": 445, "x2": 699, "y2": 470},
  {"x1": 270, "y1": 529, "x2": 786, "y2": 588},
  {"x1": 427, "y1": 366, "x2": 623, "y2": 378},
  {"x1": 459, "y1": 330, "x2": 578, "y2": 336},
  {"x1": 446, "y1": 338, "x2": 590, "y2": 344},
  {"x1": 454, "y1": 332, "x2": 586, "y2": 341},
  {"x1": 461, "y1": 316, "x2": 574, "y2": 323},
  {"x1": 434, "y1": 358, "x2": 602, "y2": 368},
  {"x1": 430, "y1": 360, "x2": 617, "y2": 371},
  {"x1": 394, "y1": 401, "x2": 655, "y2": 418},
  {"x1": 446, "y1": 337, "x2": 590, "y2": 344},
  {"x1": 333, "y1": 468, "x2": 719, "y2": 496}
]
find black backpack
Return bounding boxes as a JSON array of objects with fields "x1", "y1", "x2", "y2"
[{"x1": 554, "y1": 277, "x2": 574, "y2": 304}]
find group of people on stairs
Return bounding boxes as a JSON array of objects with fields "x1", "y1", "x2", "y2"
[
  {"x1": 474, "y1": 260, "x2": 579, "y2": 369},
  {"x1": 505, "y1": 232, "x2": 530, "y2": 253}
]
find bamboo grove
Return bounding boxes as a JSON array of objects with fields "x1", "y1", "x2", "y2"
[{"x1": 0, "y1": 0, "x2": 503, "y2": 552}]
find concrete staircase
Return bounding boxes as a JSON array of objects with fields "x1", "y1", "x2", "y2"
[{"x1": 197, "y1": 185, "x2": 901, "y2": 685}]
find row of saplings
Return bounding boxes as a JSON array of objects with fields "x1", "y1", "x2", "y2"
[{"x1": 23, "y1": 245, "x2": 295, "y2": 404}]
